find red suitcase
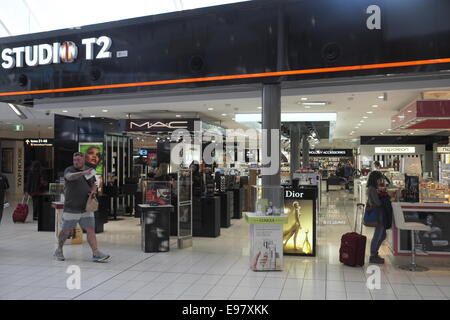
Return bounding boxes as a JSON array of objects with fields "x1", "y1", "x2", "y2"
[
  {"x1": 339, "y1": 203, "x2": 366, "y2": 267},
  {"x1": 12, "y1": 196, "x2": 29, "y2": 223}
]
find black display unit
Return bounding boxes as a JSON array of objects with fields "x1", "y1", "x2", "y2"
[
  {"x1": 216, "y1": 192, "x2": 232, "y2": 228},
  {"x1": 140, "y1": 204, "x2": 171, "y2": 252},
  {"x1": 232, "y1": 187, "x2": 245, "y2": 219},
  {"x1": 37, "y1": 194, "x2": 56, "y2": 232}
]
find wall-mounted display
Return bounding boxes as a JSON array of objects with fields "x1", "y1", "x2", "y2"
[
  {"x1": 283, "y1": 188, "x2": 316, "y2": 256},
  {"x1": 79, "y1": 142, "x2": 104, "y2": 175}
]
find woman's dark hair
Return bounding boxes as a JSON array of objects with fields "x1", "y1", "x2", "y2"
[
  {"x1": 367, "y1": 171, "x2": 383, "y2": 188},
  {"x1": 30, "y1": 160, "x2": 41, "y2": 172}
]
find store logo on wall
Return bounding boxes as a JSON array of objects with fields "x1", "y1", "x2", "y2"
[
  {"x1": 437, "y1": 146, "x2": 450, "y2": 153},
  {"x1": 375, "y1": 146, "x2": 415, "y2": 154},
  {"x1": 1, "y1": 36, "x2": 113, "y2": 69},
  {"x1": 285, "y1": 190, "x2": 305, "y2": 198},
  {"x1": 126, "y1": 119, "x2": 195, "y2": 132}
]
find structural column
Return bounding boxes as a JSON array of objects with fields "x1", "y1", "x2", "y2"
[
  {"x1": 302, "y1": 134, "x2": 310, "y2": 168},
  {"x1": 261, "y1": 83, "x2": 281, "y2": 187},
  {"x1": 290, "y1": 124, "x2": 300, "y2": 178}
]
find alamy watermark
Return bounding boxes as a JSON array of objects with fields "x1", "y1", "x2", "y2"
[{"x1": 170, "y1": 123, "x2": 279, "y2": 175}]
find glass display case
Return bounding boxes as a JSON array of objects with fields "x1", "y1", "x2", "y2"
[
  {"x1": 419, "y1": 181, "x2": 450, "y2": 203},
  {"x1": 143, "y1": 181, "x2": 172, "y2": 206},
  {"x1": 253, "y1": 185, "x2": 284, "y2": 216}
]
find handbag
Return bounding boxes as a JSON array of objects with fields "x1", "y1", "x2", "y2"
[
  {"x1": 363, "y1": 204, "x2": 378, "y2": 227},
  {"x1": 86, "y1": 193, "x2": 98, "y2": 212}
]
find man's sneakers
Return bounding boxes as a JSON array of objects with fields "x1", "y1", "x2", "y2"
[
  {"x1": 92, "y1": 251, "x2": 110, "y2": 263},
  {"x1": 369, "y1": 255, "x2": 385, "y2": 264},
  {"x1": 53, "y1": 249, "x2": 65, "y2": 261},
  {"x1": 53, "y1": 249, "x2": 110, "y2": 262}
]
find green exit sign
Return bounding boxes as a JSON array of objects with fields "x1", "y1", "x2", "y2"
[{"x1": 13, "y1": 124, "x2": 24, "y2": 131}]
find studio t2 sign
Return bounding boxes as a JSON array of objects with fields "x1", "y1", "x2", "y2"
[{"x1": 1, "y1": 36, "x2": 112, "y2": 69}]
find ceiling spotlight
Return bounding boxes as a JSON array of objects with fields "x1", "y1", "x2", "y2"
[
  {"x1": 257, "y1": 107, "x2": 262, "y2": 110},
  {"x1": 363, "y1": 116, "x2": 368, "y2": 119},
  {"x1": 222, "y1": 113, "x2": 227, "y2": 116},
  {"x1": 102, "y1": 109, "x2": 108, "y2": 113},
  {"x1": 360, "y1": 120, "x2": 365, "y2": 123},
  {"x1": 208, "y1": 107, "x2": 214, "y2": 111},
  {"x1": 301, "y1": 97, "x2": 308, "y2": 101},
  {"x1": 407, "y1": 110, "x2": 412, "y2": 113},
  {"x1": 62, "y1": 110, "x2": 68, "y2": 113},
  {"x1": 90, "y1": 115, "x2": 95, "y2": 118},
  {"x1": 387, "y1": 129, "x2": 392, "y2": 131},
  {"x1": 176, "y1": 115, "x2": 181, "y2": 118},
  {"x1": 304, "y1": 106, "x2": 311, "y2": 109},
  {"x1": 372, "y1": 105, "x2": 378, "y2": 108},
  {"x1": 366, "y1": 111, "x2": 373, "y2": 114}
]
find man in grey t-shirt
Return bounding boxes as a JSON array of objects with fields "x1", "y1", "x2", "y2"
[{"x1": 54, "y1": 152, "x2": 110, "y2": 262}]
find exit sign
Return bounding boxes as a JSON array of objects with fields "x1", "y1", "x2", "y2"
[{"x1": 13, "y1": 124, "x2": 24, "y2": 131}]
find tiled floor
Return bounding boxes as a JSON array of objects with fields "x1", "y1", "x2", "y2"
[{"x1": 1, "y1": 190, "x2": 450, "y2": 300}]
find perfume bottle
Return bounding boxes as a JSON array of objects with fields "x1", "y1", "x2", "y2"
[
  {"x1": 266, "y1": 202, "x2": 273, "y2": 216},
  {"x1": 302, "y1": 230, "x2": 312, "y2": 254}
]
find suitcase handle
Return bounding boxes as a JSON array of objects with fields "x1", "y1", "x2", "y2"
[
  {"x1": 22, "y1": 194, "x2": 30, "y2": 204},
  {"x1": 355, "y1": 203, "x2": 365, "y2": 234}
]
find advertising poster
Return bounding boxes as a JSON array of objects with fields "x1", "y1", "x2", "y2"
[
  {"x1": 250, "y1": 224, "x2": 284, "y2": 271},
  {"x1": 78, "y1": 142, "x2": 104, "y2": 175},
  {"x1": 401, "y1": 211, "x2": 450, "y2": 254},
  {"x1": 283, "y1": 189, "x2": 316, "y2": 256}
]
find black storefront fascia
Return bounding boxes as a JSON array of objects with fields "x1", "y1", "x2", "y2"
[{"x1": 0, "y1": 0, "x2": 450, "y2": 103}]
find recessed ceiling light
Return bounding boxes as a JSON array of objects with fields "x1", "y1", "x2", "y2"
[
  {"x1": 257, "y1": 107, "x2": 262, "y2": 110},
  {"x1": 360, "y1": 120, "x2": 365, "y2": 123},
  {"x1": 407, "y1": 110, "x2": 412, "y2": 113},
  {"x1": 378, "y1": 95, "x2": 384, "y2": 99},
  {"x1": 208, "y1": 107, "x2": 214, "y2": 111},
  {"x1": 102, "y1": 109, "x2": 108, "y2": 112},
  {"x1": 222, "y1": 113, "x2": 227, "y2": 116},
  {"x1": 90, "y1": 115, "x2": 95, "y2": 118},
  {"x1": 366, "y1": 111, "x2": 373, "y2": 114},
  {"x1": 372, "y1": 105, "x2": 378, "y2": 108},
  {"x1": 301, "y1": 97, "x2": 308, "y2": 101},
  {"x1": 363, "y1": 116, "x2": 368, "y2": 119},
  {"x1": 304, "y1": 106, "x2": 311, "y2": 109},
  {"x1": 302, "y1": 102, "x2": 327, "y2": 106},
  {"x1": 176, "y1": 115, "x2": 181, "y2": 118},
  {"x1": 62, "y1": 110, "x2": 68, "y2": 113},
  {"x1": 387, "y1": 129, "x2": 392, "y2": 131}
]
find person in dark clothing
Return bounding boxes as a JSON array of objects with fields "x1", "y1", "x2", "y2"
[
  {"x1": 366, "y1": 170, "x2": 390, "y2": 264},
  {"x1": 25, "y1": 161, "x2": 47, "y2": 221},
  {"x1": 373, "y1": 161, "x2": 391, "y2": 185},
  {"x1": 0, "y1": 173, "x2": 10, "y2": 224},
  {"x1": 190, "y1": 161, "x2": 203, "y2": 197}
]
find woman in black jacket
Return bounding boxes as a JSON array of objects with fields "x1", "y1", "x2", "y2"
[{"x1": 25, "y1": 161, "x2": 47, "y2": 221}]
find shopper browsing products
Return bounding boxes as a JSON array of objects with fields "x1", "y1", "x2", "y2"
[
  {"x1": 53, "y1": 152, "x2": 110, "y2": 262},
  {"x1": 367, "y1": 171, "x2": 389, "y2": 264}
]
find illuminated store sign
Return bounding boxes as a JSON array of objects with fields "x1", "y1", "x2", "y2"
[
  {"x1": 124, "y1": 119, "x2": 195, "y2": 132},
  {"x1": 437, "y1": 146, "x2": 450, "y2": 153},
  {"x1": 24, "y1": 139, "x2": 54, "y2": 147},
  {"x1": 1, "y1": 36, "x2": 112, "y2": 69},
  {"x1": 374, "y1": 147, "x2": 416, "y2": 154}
]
